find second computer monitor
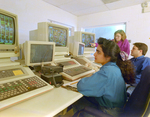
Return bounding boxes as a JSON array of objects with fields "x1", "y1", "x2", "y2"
[
  {"x1": 48, "y1": 26, "x2": 67, "y2": 47},
  {"x1": 24, "y1": 41, "x2": 55, "y2": 66},
  {"x1": 74, "y1": 31, "x2": 95, "y2": 47},
  {"x1": 74, "y1": 31, "x2": 95, "y2": 54},
  {"x1": 73, "y1": 42, "x2": 85, "y2": 57},
  {"x1": 82, "y1": 33, "x2": 94, "y2": 47},
  {"x1": 29, "y1": 22, "x2": 69, "y2": 57}
]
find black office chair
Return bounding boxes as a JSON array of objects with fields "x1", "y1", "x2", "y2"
[{"x1": 73, "y1": 66, "x2": 150, "y2": 117}]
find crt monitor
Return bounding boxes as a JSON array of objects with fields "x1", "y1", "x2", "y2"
[
  {"x1": 30, "y1": 22, "x2": 69, "y2": 56},
  {"x1": 74, "y1": 31, "x2": 95, "y2": 54},
  {"x1": 48, "y1": 24, "x2": 67, "y2": 47},
  {"x1": 0, "y1": 9, "x2": 19, "y2": 59},
  {"x1": 73, "y1": 42, "x2": 85, "y2": 57},
  {"x1": 82, "y1": 33, "x2": 95, "y2": 47},
  {"x1": 24, "y1": 41, "x2": 55, "y2": 66},
  {"x1": 74, "y1": 31, "x2": 95, "y2": 61},
  {"x1": 74, "y1": 31, "x2": 95, "y2": 48}
]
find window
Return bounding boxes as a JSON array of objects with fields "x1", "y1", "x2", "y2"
[{"x1": 84, "y1": 23, "x2": 126, "y2": 42}]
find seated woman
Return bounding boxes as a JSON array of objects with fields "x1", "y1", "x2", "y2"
[{"x1": 73, "y1": 37, "x2": 135, "y2": 117}]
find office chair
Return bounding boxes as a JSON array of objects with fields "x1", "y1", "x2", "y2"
[{"x1": 73, "y1": 66, "x2": 150, "y2": 117}]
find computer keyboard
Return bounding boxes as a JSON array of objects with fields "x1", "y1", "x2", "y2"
[
  {"x1": 0, "y1": 75, "x2": 53, "y2": 110},
  {"x1": 73, "y1": 58, "x2": 87, "y2": 65},
  {"x1": 64, "y1": 66, "x2": 92, "y2": 76},
  {"x1": 0, "y1": 68, "x2": 24, "y2": 79},
  {"x1": 57, "y1": 61, "x2": 77, "y2": 66}
]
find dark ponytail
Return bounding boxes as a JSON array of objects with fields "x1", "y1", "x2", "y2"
[
  {"x1": 116, "y1": 55, "x2": 135, "y2": 84},
  {"x1": 97, "y1": 37, "x2": 135, "y2": 84}
]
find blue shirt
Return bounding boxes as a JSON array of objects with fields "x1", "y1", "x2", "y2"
[
  {"x1": 77, "y1": 62, "x2": 127, "y2": 108},
  {"x1": 130, "y1": 55, "x2": 150, "y2": 84}
]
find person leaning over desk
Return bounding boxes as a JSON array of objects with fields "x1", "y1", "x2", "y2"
[
  {"x1": 91, "y1": 29, "x2": 130, "y2": 55},
  {"x1": 72, "y1": 37, "x2": 135, "y2": 117},
  {"x1": 130, "y1": 42, "x2": 150, "y2": 85}
]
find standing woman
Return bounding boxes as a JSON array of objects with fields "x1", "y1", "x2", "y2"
[
  {"x1": 113, "y1": 30, "x2": 130, "y2": 55},
  {"x1": 91, "y1": 30, "x2": 130, "y2": 55},
  {"x1": 73, "y1": 37, "x2": 135, "y2": 117}
]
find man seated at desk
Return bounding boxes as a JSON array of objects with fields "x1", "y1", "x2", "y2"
[{"x1": 130, "y1": 42, "x2": 150, "y2": 85}]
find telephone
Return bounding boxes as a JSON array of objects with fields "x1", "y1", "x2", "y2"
[{"x1": 41, "y1": 65, "x2": 64, "y2": 88}]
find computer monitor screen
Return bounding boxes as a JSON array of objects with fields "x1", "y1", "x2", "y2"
[
  {"x1": 24, "y1": 41, "x2": 55, "y2": 66},
  {"x1": 0, "y1": 9, "x2": 19, "y2": 58},
  {"x1": 0, "y1": 13, "x2": 15, "y2": 44},
  {"x1": 73, "y1": 42, "x2": 85, "y2": 57},
  {"x1": 82, "y1": 34, "x2": 94, "y2": 47},
  {"x1": 31, "y1": 45, "x2": 53, "y2": 63},
  {"x1": 48, "y1": 26, "x2": 67, "y2": 47},
  {"x1": 78, "y1": 43, "x2": 84, "y2": 56}
]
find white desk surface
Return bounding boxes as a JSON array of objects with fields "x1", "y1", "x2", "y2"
[{"x1": 0, "y1": 87, "x2": 83, "y2": 117}]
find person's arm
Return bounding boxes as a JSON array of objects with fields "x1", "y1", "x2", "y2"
[
  {"x1": 124, "y1": 40, "x2": 130, "y2": 55},
  {"x1": 142, "y1": 57, "x2": 150, "y2": 70},
  {"x1": 95, "y1": 43, "x2": 98, "y2": 47},
  {"x1": 77, "y1": 69, "x2": 108, "y2": 97}
]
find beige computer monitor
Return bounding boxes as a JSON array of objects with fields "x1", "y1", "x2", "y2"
[
  {"x1": 29, "y1": 22, "x2": 69, "y2": 59},
  {"x1": 24, "y1": 41, "x2": 55, "y2": 66},
  {"x1": 0, "y1": 9, "x2": 19, "y2": 59},
  {"x1": 74, "y1": 31, "x2": 96, "y2": 61},
  {"x1": 72, "y1": 42, "x2": 85, "y2": 57}
]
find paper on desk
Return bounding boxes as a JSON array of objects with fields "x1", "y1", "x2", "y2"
[{"x1": 63, "y1": 79, "x2": 81, "y2": 88}]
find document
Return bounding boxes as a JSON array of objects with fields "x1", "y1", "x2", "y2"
[{"x1": 62, "y1": 79, "x2": 81, "y2": 92}]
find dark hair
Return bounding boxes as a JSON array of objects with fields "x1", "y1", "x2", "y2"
[
  {"x1": 97, "y1": 37, "x2": 135, "y2": 84},
  {"x1": 133, "y1": 43, "x2": 148, "y2": 55},
  {"x1": 114, "y1": 30, "x2": 126, "y2": 42}
]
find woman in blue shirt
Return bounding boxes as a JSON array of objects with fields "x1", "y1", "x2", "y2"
[{"x1": 73, "y1": 37, "x2": 135, "y2": 117}]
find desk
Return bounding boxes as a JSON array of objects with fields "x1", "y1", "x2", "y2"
[{"x1": 0, "y1": 87, "x2": 83, "y2": 117}]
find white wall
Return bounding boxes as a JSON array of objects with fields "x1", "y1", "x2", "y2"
[
  {"x1": 77, "y1": 4, "x2": 150, "y2": 57},
  {"x1": 0, "y1": 1, "x2": 150, "y2": 57},
  {"x1": 0, "y1": 0, "x2": 77, "y2": 44}
]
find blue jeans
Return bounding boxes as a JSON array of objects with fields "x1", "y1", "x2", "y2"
[
  {"x1": 72, "y1": 96, "x2": 123, "y2": 117},
  {"x1": 72, "y1": 96, "x2": 98, "y2": 117},
  {"x1": 99, "y1": 106, "x2": 123, "y2": 117}
]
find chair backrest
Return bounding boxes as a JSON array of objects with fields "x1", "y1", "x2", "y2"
[{"x1": 122, "y1": 66, "x2": 150, "y2": 117}]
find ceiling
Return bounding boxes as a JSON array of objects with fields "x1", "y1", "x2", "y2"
[{"x1": 43, "y1": 0, "x2": 148, "y2": 16}]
